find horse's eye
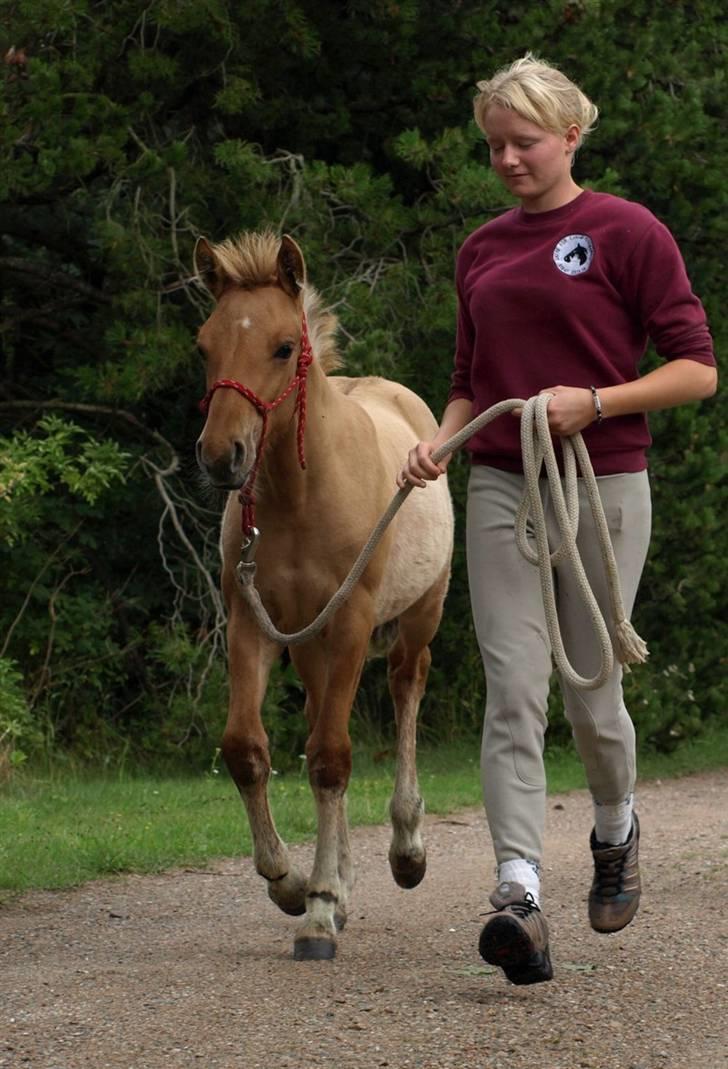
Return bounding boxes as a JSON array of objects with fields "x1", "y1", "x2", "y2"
[{"x1": 273, "y1": 342, "x2": 294, "y2": 360}]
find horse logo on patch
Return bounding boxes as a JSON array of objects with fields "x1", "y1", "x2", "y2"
[{"x1": 553, "y1": 233, "x2": 594, "y2": 276}]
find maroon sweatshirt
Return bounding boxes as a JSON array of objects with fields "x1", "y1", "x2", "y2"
[{"x1": 449, "y1": 190, "x2": 715, "y2": 475}]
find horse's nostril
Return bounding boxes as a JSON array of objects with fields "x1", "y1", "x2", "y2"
[{"x1": 195, "y1": 437, "x2": 248, "y2": 486}]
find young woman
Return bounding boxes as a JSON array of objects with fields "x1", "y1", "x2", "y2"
[{"x1": 398, "y1": 54, "x2": 717, "y2": 985}]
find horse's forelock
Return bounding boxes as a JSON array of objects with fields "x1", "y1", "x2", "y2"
[
  {"x1": 210, "y1": 230, "x2": 280, "y2": 289},
  {"x1": 209, "y1": 230, "x2": 342, "y2": 374}
]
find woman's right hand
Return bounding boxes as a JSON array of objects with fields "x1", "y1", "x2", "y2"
[{"x1": 396, "y1": 442, "x2": 451, "y2": 489}]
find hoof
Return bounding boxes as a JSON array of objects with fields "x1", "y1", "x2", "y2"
[
  {"x1": 293, "y1": 937, "x2": 336, "y2": 961},
  {"x1": 390, "y1": 850, "x2": 427, "y2": 889},
  {"x1": 267, "y1": 871, "x2": 307, "y2": 916}
]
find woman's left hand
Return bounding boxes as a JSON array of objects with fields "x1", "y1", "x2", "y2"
[{"x1": 538, "y1": 385, "x2": 596, "y2": 436}]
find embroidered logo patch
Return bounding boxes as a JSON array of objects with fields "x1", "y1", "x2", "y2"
[{"x1": 553, "y1": 234, "x2": 594, "y2": 276}]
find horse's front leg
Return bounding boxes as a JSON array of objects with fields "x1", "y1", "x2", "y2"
[
  {"x1": 223, "y1": 602, "x2": 307, "y2": 917},
  {"x1": 335, "y1": 794, "x2": 354, "y2": 931},
  {"x1": 301, "y1": 692, "x2": 353, "y2": 931},
  {"x1": 290, "y1": 611, "x2": 371, "y2": 960}
]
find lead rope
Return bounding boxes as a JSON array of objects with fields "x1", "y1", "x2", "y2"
[{"x1": 235, "y1": 393, "x2": 648, "y2": 689}]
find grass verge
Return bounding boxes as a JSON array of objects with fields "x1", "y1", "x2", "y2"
[{"x1": 2, "y1": 725, "x2": 727, "y2": 899}]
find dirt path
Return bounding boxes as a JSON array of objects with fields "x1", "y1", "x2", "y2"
[{"x1": 2, "y1": 770, "x2": 727, "y2": 1069}]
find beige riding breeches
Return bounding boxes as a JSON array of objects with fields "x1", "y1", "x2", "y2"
[{"x1": 466, "y1": 465, "x2": 652, "y2": 865}]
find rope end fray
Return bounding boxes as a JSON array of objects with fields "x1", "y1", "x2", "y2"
[{"x1": 614, "y1": 619, "x2": 649, "y2": 669}]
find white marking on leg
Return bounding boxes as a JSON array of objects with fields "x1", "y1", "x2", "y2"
[
  {"x1": 337, "y1": 795, "x2": 355, "y2": 900},
  {"x1": 297, "y1": 791, "x2": 342, "y2": 941},
  {"x1": 390, "y1": 784, "x2": 425, "y2": 858},
  {"x1": 305, "y1": 894, "x2": 337, "y2": 935}
]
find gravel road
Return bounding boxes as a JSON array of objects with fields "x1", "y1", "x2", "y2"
[{"x1": 2, "y1": 769, "x2": 727, "y2": 1069}]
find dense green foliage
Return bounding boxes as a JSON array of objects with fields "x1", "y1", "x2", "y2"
[{"x1": 1, "y1": 1, "x2": 725, "y2": 769}]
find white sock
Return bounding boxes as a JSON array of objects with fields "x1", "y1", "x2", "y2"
[
  {"x1": 498, "y1": 858, "x2": 541, "y2": 907},
  {"x1": 593, "y1": 794, "x2": 634, "y2": 845}
]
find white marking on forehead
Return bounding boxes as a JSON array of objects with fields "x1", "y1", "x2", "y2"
[{"x1": 238, "y1": 316, "x2": 253, "y2": 330}]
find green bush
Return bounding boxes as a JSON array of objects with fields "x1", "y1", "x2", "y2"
[
  {"x1": 0, "y1": 656, "x2": 39, "y2": 777},
  {"x1": 1, "y1": 0, "x2": 725, "y2": 764}
]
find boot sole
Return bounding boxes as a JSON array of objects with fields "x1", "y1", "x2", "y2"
[{"x1": 479, "y1": 914, "x2": 553, "y2": 985}]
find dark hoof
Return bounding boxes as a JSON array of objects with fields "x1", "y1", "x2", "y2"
[
  {"x1": 390, "y1": 853, "x2": 427, "y2": 889},
  {"x1": 293, "y1": 937, "x2": 336, "y2": 961}
]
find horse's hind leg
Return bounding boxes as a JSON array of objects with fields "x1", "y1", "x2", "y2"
[
  {"x1": 387, "y1": 640, "x2": 430, "y2": 888},
  {"x1": 387, "y1": 569, "x2": 449, "y2": 889}
]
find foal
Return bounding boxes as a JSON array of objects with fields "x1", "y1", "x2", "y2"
[{"x1": 195, "y1": 231, "x2": 453, "y2": 959}]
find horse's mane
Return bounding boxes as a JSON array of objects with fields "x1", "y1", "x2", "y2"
[{"x1": 208, "y1": 230, "x2": 342, "y2": 374}]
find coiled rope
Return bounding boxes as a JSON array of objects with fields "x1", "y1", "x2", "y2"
[{"x1": 234, "y1": 393, "x2": 648, "y2": 689}]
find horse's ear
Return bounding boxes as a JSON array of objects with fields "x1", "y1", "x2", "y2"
[
  {"x1": 277, "y1": 235, "x2": 306, "y2": 298},
  {"x1": 194, "y1": 237, "x2": 224, "y2": 299}
]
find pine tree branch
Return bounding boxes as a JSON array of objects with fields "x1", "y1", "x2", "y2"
[{"x1": 0, "y1": 257, "x2": 112, "y2": 304}]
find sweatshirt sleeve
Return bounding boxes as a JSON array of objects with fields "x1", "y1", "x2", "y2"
[
  {"x1": 618, "y1": 220, "x2": 715, "y2": 366},
  {"x1": 448, "y1": 258, "x2": 476, "y2": 403}
]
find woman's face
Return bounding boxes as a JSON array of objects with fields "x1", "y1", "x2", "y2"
[{"x1": 483, "y1": 104, "x2": 581, "y2": 213}]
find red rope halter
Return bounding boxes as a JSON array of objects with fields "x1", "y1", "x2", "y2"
[{"x1": 199, "y1": 313, "x2": 314, "y2": 537}]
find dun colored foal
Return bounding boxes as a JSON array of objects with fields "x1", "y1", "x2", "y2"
[{"x1": 195, "y1": 231, "x2": 453, "y2": 959}]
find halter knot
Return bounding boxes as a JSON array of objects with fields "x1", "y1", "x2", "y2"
[{"x1": 199, "y1": 313, "x2": 314, "y2": 537}]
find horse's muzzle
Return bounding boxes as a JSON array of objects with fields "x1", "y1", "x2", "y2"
[{"x1": 195, "y1": 437, "x2": 250, "y2": 489}]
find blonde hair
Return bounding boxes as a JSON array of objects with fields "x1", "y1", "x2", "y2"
[{"x1": 474, "y1": 53, "x2": 598, "y2": 147}]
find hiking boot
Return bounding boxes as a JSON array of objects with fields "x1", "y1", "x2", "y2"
[
  {"x1": 589, "y1": 813, "x2": 641, "y2": 933},
  {"x1": 478, "y1": 881, "x2": 553, "y2": 985}
]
